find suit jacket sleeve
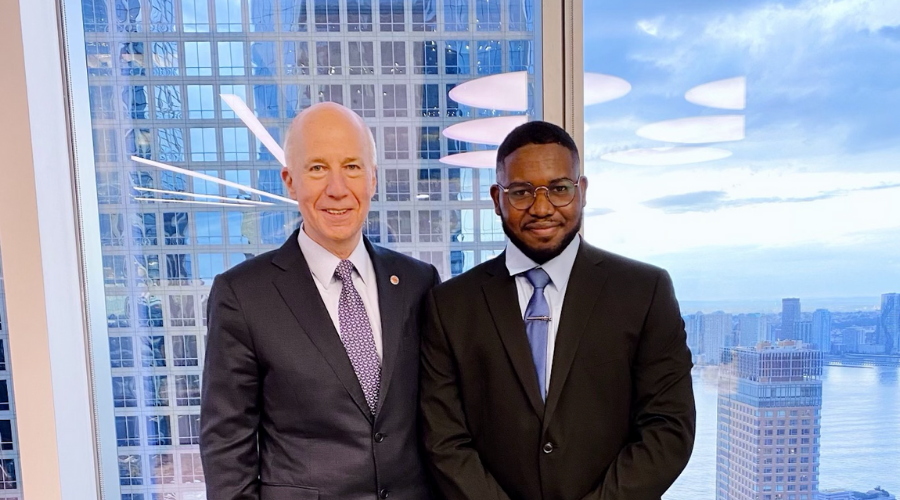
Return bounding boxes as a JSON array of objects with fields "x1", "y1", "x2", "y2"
[
  {"x1": 200, "y1": 274, "x2": 262, "y2": 500},
  {"x1": 420, "y1": 289, "x2": 513, "y2": 500},
  {"x1": 582, "y1": 270, "x2": 696, "y2": 500}
]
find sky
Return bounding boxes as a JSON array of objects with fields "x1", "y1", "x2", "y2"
[{"x1": 579, "y1": 0, "x2": 900, "y2": 311}]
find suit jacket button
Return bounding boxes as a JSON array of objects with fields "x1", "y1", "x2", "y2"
[
  {"x1": 542, "y1": 442, "x2": 554, "y2": 454},
  {"x1": 379, "y1": 488, "x2": 390, "y2": 498},
  {"x1": 374, "y1": 432, "x2": 385, "y2": 443}
]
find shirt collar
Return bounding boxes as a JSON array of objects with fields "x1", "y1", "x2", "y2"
[
  {"x1": 505, "y1": 234, "x2": 581, "y2": 289},
  {"x1": 297, "y1": 225, "x2": 372, "y2": 291}
]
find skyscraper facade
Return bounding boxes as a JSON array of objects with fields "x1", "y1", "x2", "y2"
[
  {"x1": 76, "y1": 0, "x2": 537, "y2": 497},
  {"x1": 702, "y1": 311, "x2": 732, "y2": 365},
  {"x1": 739, "y1": 313, "x2": 767, "y2": 348},
  {"x1": 879, "y1": 293, "x2": 899, "y2": 355},
  {"x1": 717, "y1": 342, "x2": 823, "y2": 500},
  {"x1": 811, "y1": 309, "x2": 832, "y2": 353},
  {"x1": 782, "y1": 298, "x2": 801, "y2": 341},
  {"x1": 0, "y1": 250, "x2": 24, "y2": 499}
]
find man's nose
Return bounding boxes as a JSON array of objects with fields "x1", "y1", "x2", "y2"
[
  {"x1": 324, "y1": 170, "x2": 350, "y2": 198},
  {"x1": 528, "y1": 187, "x2": 554, "y2": 217}
]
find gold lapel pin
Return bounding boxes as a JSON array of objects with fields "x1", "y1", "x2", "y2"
[{"x1": 390, "y1": 275, "x2": 400, "y2": 285}]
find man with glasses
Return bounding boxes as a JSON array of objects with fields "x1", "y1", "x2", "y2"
[{"x1": 420, "y1": 121, "x2": 696, "y2": 500}]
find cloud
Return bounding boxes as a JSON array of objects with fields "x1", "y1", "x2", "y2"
[
  {"x1": 584, "y1": 207, "x2": 616, "y2": 217},
  {"x1": 642, "y1": 183, "x2": 900, "y2": 213}
]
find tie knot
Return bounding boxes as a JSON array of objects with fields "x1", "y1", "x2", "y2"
[
  {"x1": 335, "y1": 260, "x2": 355, "y2": 282},
  {"x1": 524, "y1": 267, "x2": 551, "y2": 290}
]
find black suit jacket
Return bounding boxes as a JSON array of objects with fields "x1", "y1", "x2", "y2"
[
  {"x1": 201, "y1": 230, "x2": 439, "y2": 500},
  {"x1": 420, "y1": 240, "x2": 696, "y2": 500}
]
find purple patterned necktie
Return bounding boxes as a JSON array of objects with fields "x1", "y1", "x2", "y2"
[{"x1": 335, "y1": 259, "x2": 381, "y2": 414}]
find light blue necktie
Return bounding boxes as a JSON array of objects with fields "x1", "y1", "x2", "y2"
[{"x1": 523, "y1": 268, "x2": 551, "y2": 401}]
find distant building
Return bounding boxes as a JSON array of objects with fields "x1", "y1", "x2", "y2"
[
  {"x1": 782, "y1": 298, "x2": 802, "y2": 340},
  {"x1": 879, "y1": 293, "x2": 900, "y2": 354},
  {"x1": 818, "y1": 487, "x2": 896, "y2": 500},
  {"x1": 684, "y1": 312, "x2": 704, "y2": 359},
  {"x1": 717, "y1": 341, "x2": 823, "y2": 500},
  {"x1": 702, "y1": 311, "x2": 732, "y2": 365},
  {"x1": 738, "y1": 313, "x2": 767, "y2": 347},
  {"x1": 812, "y1": 309, "x2": 833, "y2": 353},
  {"x1": 795, "y1": 320, "x2": 813, "y2": 345}
]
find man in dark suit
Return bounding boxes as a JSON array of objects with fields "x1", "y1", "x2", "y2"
[
  {"x1": 201, "y1": 102, "x2": 438, "y2": 500},
  {"x1": 420, "y1": 121, "x2": 696, "y2": 500}
]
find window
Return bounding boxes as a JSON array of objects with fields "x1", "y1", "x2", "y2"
[
  {"x1": 451, "y1": 250, "x2": 476, "y2": 277},
  {"x1": 387, "y1": 210, "x2": 412, "y2": 243},
  {"x1": 187, "y1": 85, "x2": 215, "y2": 119},
  {"x1": 190, "y1": 128, "x2": 218, "y2": 161},
  {"x1": 449, "y1": 168, "x2": 474, "y2": 201},
  {"x1": 254, "y1": 84, "x2": 280, "y2": 117},
  {"x1": 418, "y1": 168, "x2": 442, "y2": 199},
  {"x1": 283, "y1": 41, "x2": 310, "y2": 75},
  {"x1": 281, "y1": 0, "x2": 308, "y2": 31},
  {"x1": 225, "y1": 170, "x2": 252, "y2": 199},
  {"x1": 444, "y1": 41, "x2": 471, "y2": 75},
  {"x1": 381, "y1": 41, "x2": 406, "y2": 74},
  {"x1": 0, "y1": 382, "x2": 7, "y2": 411},
  {"x1": 449, "y1": 209, "x2": 475, "y2": 242},
  {"x1": 364, "y1": 211, "x2": 381, "y2": 243},
  {"x1": 112, "y1": 376, "x2": 138, "y2": 408},
  {"x1": 126, "y1": 128, "x2": 152, "y2": 159},
  {"x1": 478, "y1": 167, "x2": 495, "y2": 199},
  {"x1": 144, "y1": 376, "x2": 169, "y2": 407},
  {"x1": 251, "y1": 41, "x2": 277, "y2": 75},
  {"x1": 382, "y1": 84, "x2": 408, "y2": 118},
  {"x1": 116, "y1": 416, "x2": 141, "y2": 447},
  {"x1": 316, "y1": 41, "x2": 342, "y2": 75},
  {"x1": 116, "y1": 0, "x2": 143, "y2": 32},
  {"x1": 89, "y1": 85, "x2": 116, "y2": 120},
  {"x1": 155, "y1": 85, "x2": 182, "y2": 119},
  {"x1": 314, "y1": 0, "x2": 340, "y2": 32},
  {"x1": 158, "y1": 128, "x2": 185, "y2": 162},
  {"x1": 475, "y1": 0, "x2": 500, "y2": 31},
  {"x1": 227, "y1": 212, "x2": 252, "y2": 244},
  {"x1": 444, "y1": 0, "x2": 468, "y2": 31},
  {"x1": 259, "y1": 170, "x2": 284, "y2": 196},
  {"x1": 220, "y1": 84, "x2": 247, "y2": 118},
  {"x1": 222, "y1": 127, "x2": 251, "y2": 161},
  {"x1": 215, "y1": 0, "x2": 243, "y2": 32},
  {"x1": 100, "y1": 213, "x2": 126, "y2": 246},
  {"x1": 182, "y1": 0, "x2": 210, "y2": 32},
  {"x1": 110, "y1": 337, "x2": 135, "y2": 368},
  {"x1": 508, "y1": 40, "x2": 533, "y2": 71},
  {"x1": 152, "y1": 41, "x2": 179, "y2": 75},
  {"x1": 385, "y1": 168, "x2": 411, "y2": 201},
  {"x1": 178, "y1": 414, "x2": 201, "y2": 445},
  {"x1": 103, "y1": 255, "x2": 129, "y2": 286},
  {"x1": 184, "y1": 41, "x2": 212, "y2": 76},
  {"x1": 97, "y1": 171, "x2": 122, "y2": 204},
  {"x1": 416, "y1": 84, "x2": 440, "y2": 117},
  {"x1": 218, "y1": 41, "x2": 246, "y2": 75},
  {"x1": 348, "y1": 41, "x2": 374, "y2": 74},
  {"x1": 250, "y1": 0, "x2": 276, "y2": 31},
  {"x1": 133, "y1": 254, "x2": 161, "y2": 286},
  {"x1": 118, "y1": 455, "x2": 143, "y2": 486},
  {"x1": 169, "y1": 295, "x2": 196, "y2": 327},
  {"x1": 0, "y1": 421, "x2": 13, "y2": 451},
  {"x1": 379, "y1": 0, "x2": 404, "y2": 31},
  {"x1": 182, "y1": 452, "x2": 205, "y2": 484},
  {"x1": 197, "y1": 253, "x2": 225, "y2": 284},
  {"x1": 447, "y1": 137, "x2": 470, "y2": 155},
  {"x1": 131, "y1": 213, "x2": 157, "y2": 246},
  {"x1": 317, "y1": 84, "x2": 343, "y2": 105},
  {"x1": 83, "y1": 0, "x2": 110, "y2": 32},
  {"x1": 509, "y1": 0, "x2": 533, "y2": 31},
  {"x1": 175, "y1": 375, "x2": 202, "y2": 406},
  {"x1": 383, "y1": 127, "x2": 409, "y2": 160},
  {"x1": 347, "y1": 0, "x2": 373, "y2": 31},
  {"x1": 107, "y1": 295, "x2": 131, "y2": 328},
  {"x1": 419, "y1": 250, "x2": 445, "y2": 275},
  {"x1": 151, "y1": 0, "x2": 177, "y2": 33},
  {"x1": 122, "y1": 85, "x2": 149, "y2": 119},
  {"x1": 412, "y1": 0, "x2": 436, "y2": 31},
  {"x1": 93, "y1": 129, "x2": 118, "y2": 162},
  {"x1": 418, "y1": 127, "x2": 441, "y2": 160},
  {"x1": 166, "y1": 253, "x2": 192, "y2": 285},
  {"x1": 414, "y1": 40, "x2": 438, "y2": 74},
  {"x1": 194, "y1": 212, "x2": 222, "y2": 245},
  {"x1": 149, "y1": 454, "x2": 175, "y2": 484},
  {"x1": 476, "y1": 40, "x2": 502, "y2": 74},
  {"x1": 260, "y1": 212, "x2": 288, "y2": 244},
  {"x1": 285, "y1": 84, "x2": 312, "y2": 118},
  {"x1": 141, "y1": 336, "x2": 167, "y2": 367},
  {"x1": 480, "y1": 209, "x2": 504, "y2": 241},
  {"x1": 173, "y1": 335, "x2": 200, "y2": 367},
  {"x1": 350, "y1": 84, "x2": 376, "y2": 118}
]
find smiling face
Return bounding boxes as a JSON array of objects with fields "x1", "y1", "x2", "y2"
[
  {"x1": 491, "y1": 143, "x2": 588, "y2": 264},
  {"x1": 281, "y1": 103, "x2": 377, "y2": 259}
]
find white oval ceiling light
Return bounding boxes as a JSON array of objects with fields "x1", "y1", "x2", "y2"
[
  {"x1": 600, "y1": 147, "x2": 732, "y2": 166},
  {"x1": 584, "y1": 72, "x2": 632, "y2": 106},
  {"x1": 442, "y1": 116, "x2": 528, "y2": 146},
  {"x1": 636, "y1": 115, "x2": 745, "y2": 144},
  {"x1": 448, "y1": 71, "x2": 528, "y2": 111},
  {"x1": 439, "y1": 150, "x2": 498, "y2": 168},
  {"x1": 685, "y1": 76, "x2": 746, "y2": 110}
]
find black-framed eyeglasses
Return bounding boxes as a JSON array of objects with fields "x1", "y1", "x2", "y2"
[{"x1": 495, "y1": 177, "x2": 583, "y2": 210}]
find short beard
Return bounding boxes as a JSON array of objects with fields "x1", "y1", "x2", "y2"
[{"x1": 502, "y1": 214, "x2": 582, "y2": 265}]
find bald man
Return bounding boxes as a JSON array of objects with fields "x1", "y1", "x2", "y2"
[{"x1": 201, "y1": 103, "x2": 439, "y2": 500}]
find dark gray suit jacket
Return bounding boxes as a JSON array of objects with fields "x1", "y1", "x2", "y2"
[{"x1": 201, "y1": 229, "x2": 439, "y2": 500}]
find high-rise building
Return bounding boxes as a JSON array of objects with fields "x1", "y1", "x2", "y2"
[
  {"x1": 738, "y1": 313, "x2": 767, "y2": 347},
  {"x1": 702, "y1": 311, "x2": 732, "y2": 365},
  {"x1": 717, "y1": 342, "x2": 823, "y2": 500},
  {"x1": 0, "y1": 249, "x2": 24, "y2": 497},
  {"x1": 782, "y1": 297, "x2": 801, "y2": 340},
  {"x1": 684, "y1": 312, "x2": 703, "y2": 358},
  {"x1": 77, "y1": 0, "x2": 538, "y2": 497},
  {"x1": 878, "y1": 293, "x2": 899, "y2": 354},
  {"x1": 795, "y1": 320, "x2": 813, "y2": 345},
  {"x1": 812, "y1": 309, "x2": 832, "y2": 353}
]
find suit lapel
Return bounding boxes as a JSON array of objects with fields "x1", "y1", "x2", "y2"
[
  {"x1": 271, "y1": 231, "x2": 373, "y2": 423},
  {"x1": 483, "y1": 254, "x2": 545, "y2": 417},
  {"x1": 542, "y1": 243, "x2": 607, "y2": 429},
  {"x1": 366, "y1": 241, "x2": 406, "y2": 419}
]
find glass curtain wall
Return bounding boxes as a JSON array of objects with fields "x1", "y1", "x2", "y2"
[
  {"x1": 0, "y1": 248, "x2": 24, "y2": 500},
  {"x1": 71, "y1": 0, "x2": 539, "y2": 498},
  {"x1": 582, "y1": 1, "x2": 900, "y2": 499}
]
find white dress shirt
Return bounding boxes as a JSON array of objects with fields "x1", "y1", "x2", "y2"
[
  {"x1": 505, "y1": 234, "x2": 580, "y2": 396},
  {"x1": 297, "y1": 226, "x2": 383, "y2": 361}
]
